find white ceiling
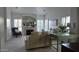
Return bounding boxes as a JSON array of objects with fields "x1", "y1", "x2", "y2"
[
  {"x1": 9, "y1": 7, "x2": 71, "y2": 19},
  {"x1": 11, "y1": 7, "x2": 47, "y2": 15},
  {"x1": 10, "y1": 7, "x2": 71, "y2": 15}
]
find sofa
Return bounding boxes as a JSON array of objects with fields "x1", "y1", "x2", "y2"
[{"x1": 25, "y1": 32, "x2": 52, "y2": 49}]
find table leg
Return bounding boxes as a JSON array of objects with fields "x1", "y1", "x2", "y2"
[{"x1": 57, "y1": 39, "x2": 59, "y2": 52}]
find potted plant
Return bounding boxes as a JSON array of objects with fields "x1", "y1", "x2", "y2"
[{"x1": 58, "y1": 25, "x2": 67, "y2": 33}]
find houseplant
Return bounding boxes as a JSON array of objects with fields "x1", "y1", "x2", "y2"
[{"x1": 58, "y1": 25, "x2": 67, "y2": 33}]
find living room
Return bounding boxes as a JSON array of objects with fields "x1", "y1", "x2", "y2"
[{"x1": 0, "y1": 7, "x2": 79, "y2": 52}]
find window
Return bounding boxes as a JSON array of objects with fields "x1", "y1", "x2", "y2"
[
  {"x1": 62, "y1": 17, "x2": 66, "y2": 26},
  {"x1": 49, "y1": 20, "x2": 56, "y2": 30},
  {"x1": 61, "y1": 16, "x2": 70, "y2": 32},
  {"x1": 14, "y1": 19, "x2": 22, "y2": 31},
  {"x1": 37, "y1": 20, "x2": 44, "y2": 32},
  {"x1": 66, "y1": 16, "x2": 70, "y2": 26},
  {"x1": 62, "y1": 16, "x2": 70, "y2": 26},
  {"x1": 37, "y1": 19, "x2": 57, "y2": 32},
  {"x1": 45, "y1": 20, "x2": 49, "y2": 31}
]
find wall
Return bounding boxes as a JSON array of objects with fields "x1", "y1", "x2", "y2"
[
  {"x1": 70, "y1": 7, "x2": 78, "y2": 33},
  {"x1": 6, "y1": 7, "x2": 12, "y2": 40},
  {"x1": 77, "y1": 8, "x2": 79, "y2": 34},
  {"x1": 70, "y1": 7, "x2": 79, "y2": 34},
  {"x1": 0, "y1": 7, "x2": 6, "y2": 51},
  {"x1": 65, "y1": 7, "x2": 79, "y2": 35}
]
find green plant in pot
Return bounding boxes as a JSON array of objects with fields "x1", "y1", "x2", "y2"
[{"x1": 58, "y1": 25, "x2": 67, "y2": 33}]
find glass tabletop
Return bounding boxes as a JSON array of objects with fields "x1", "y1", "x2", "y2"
[{"x1": 49, "y1": 32, "x2": 79, "y2": 52}]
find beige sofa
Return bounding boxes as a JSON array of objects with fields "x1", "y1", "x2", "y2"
[{"x1": 25, "y1": 32, "x2": 52, "y2": 49}]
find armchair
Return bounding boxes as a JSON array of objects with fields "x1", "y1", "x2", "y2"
[{"x1": 11, "y1": 27, "x2": 22, "y2": 37}]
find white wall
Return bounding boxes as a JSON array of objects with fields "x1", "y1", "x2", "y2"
[
  {"x1": 70, "y1": 7, "x2": 78, "y2": 33},
  {"x1": 77, "y1": 8, "x2": 79, "y2": 34},
  {"x1": 69, "y1": 7, "x2": 79, "y2": 34},
  {"x1": 6, "y1": 7, "x2": 12, "y2": 40},
  {"x1": 0, "y1": 7, "x2": 6, "y2": 51}
]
